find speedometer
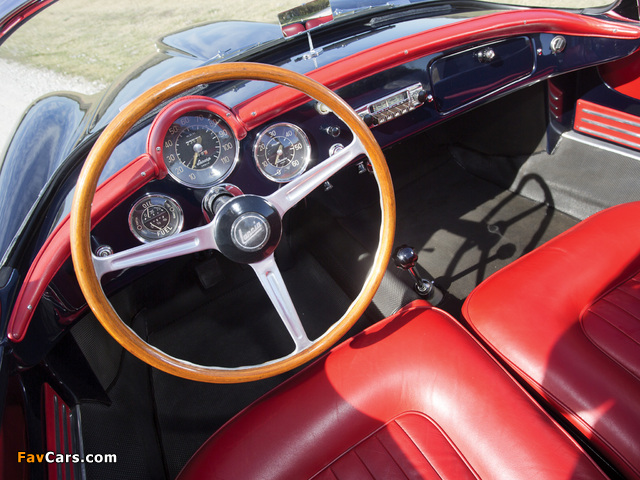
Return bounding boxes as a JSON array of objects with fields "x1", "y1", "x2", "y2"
[
  {"x1": 253, "y1": 123, "x2": 311, "y2": 183},
  {"x1": 162, "y1": 111, "x2": 239, "y2": 188}
]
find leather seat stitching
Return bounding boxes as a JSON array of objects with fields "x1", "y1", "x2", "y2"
[{"x1": 393, "y1": 414, "x2": 480, "y2": 480}]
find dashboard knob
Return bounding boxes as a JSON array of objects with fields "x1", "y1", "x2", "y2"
[
  {"x1": 362, "y1": 113, "x2": 378, "y2": 127},
  {"x1": 322, "y1": 125, "x2": 341, "y2": 137},
  {"x1": 476, "y1": 47, "x2": 496, "y2": 63},
  {"x1": 550, "y1": 35, "x2": 566, "y2": 54}
]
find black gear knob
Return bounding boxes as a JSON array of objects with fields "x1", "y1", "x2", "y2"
[{"x1": 393, "y1": 245, "x2": 418, "y2": 270}]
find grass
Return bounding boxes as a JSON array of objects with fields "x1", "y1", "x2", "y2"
[{"x1": 1, "y1": 0, "x2": 610, "y2": 85}]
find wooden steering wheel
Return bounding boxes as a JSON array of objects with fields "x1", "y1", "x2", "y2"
[{"x1": 70, "y1": 62, "x2": 395, "y2": 383}]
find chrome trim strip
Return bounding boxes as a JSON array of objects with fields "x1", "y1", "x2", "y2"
[
  {"x1": 62, "y1": 403, "x2": 71, "y2": 480},
  {"x1": 575, "y1": 126, "x2": 640, "y2": 150},
  {"x1": 581, "y1": 118, "x2": 640, "y2": 139},
  {"x1": 582, "y1": 108, "x2": 640, "y2": 129},
  {"x1": 54, "y1": 395, "x2": 62, "y2": 480}
]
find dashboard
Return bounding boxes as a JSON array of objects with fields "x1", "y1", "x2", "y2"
[{"x1": 8, "y1": 7, "x2": 640, "y2": 345}]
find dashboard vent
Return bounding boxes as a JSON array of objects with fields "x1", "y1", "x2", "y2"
[{"x1": 574, "y1": 99, "x2": 640, "y2": 151}]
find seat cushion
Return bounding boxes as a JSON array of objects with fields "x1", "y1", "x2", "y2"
[
  {"x1": 178, "y1": 302, "x2": 606, "y2": 480},
  {"x1": 463, "y1": 201, "x2": 640, "y2": 479}
]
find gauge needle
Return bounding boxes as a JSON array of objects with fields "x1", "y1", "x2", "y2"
[
  {"x1": 275, "y1": 144, "x2": 284, "y2": 165},
  {"x1": 192, "y1": 140, "x2": 203, "y2": 168}
]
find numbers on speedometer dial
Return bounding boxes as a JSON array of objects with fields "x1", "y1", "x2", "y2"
[
  {"x1": 254, "y1": 123, "x2": 311, "y2": 183},
  {"x1": 162, "y1": 111, "x2": 239, "y2": 188}
]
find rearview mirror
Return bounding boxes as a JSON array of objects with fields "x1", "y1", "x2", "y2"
[{"x1": 278, "y1": 0, "x2": 333, "y2": 37}]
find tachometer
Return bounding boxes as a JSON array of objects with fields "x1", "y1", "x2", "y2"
[
  {"x1": 128, "y1": 194, "x2": 184, "y2": 243},
  {"x1": 163, "y1": 111, "x2": 239, "y2": 188},
  {"x1": 253, "y1": 123, "x2": 311, "y2": 183}
]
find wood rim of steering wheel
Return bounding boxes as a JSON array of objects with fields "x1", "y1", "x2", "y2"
[{"x1": 70, "y1": 62, "x2": 395, "y2": 383}]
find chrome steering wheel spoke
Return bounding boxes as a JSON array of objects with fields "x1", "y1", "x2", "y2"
[
  {"x1": 93, "y1": 222, "x2": 218, "y2": 279},
  {"x1": 266, "y1": 137, "x2": 366, "y2": 216},
  {"x1": 250, "y1": 254, "x2": 312, "y2": 353}
]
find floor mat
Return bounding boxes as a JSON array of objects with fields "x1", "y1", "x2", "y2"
[
  {"x1": 341, "y1": 150, "x2": 580, "y2": 315},
  {"x1": 75, "y1": 315, "x2": 166, "y2": 480},
  {"x1": 146, "y1": 251, "x2": 356, "y2": 479}
]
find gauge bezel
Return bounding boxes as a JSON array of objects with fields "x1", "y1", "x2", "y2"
[
  {"x1": 128, "y1": 193, "x2": 184, "y2": 243},
  {"x1": 147, "y1": 96, "x2": 247, "y2": 188},
  {"x1": 253, "y1": 122, "x2": 312, "y2": 183},
  {"x1": 164, "y1": 111, "x2": 240, "y2": 188}
]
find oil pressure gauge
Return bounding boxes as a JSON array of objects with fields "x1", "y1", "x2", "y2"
[
  {"x1": 254, "y1": 123, "x2": 311, "y2": 183},
  {"x1": 128, "y1": 194, "x2": 184, "y2": 243}
]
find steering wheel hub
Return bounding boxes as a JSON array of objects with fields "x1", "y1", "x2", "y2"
[
  {"x1": 214, "y1": 195, "x2": 282, "y2": 264},
  {"x1": 232, "y1": 213, "x2": 271, "y2": 252}
]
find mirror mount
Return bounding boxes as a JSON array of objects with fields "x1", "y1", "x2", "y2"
[{"x1": 303, "y1": 31, "x2": 323, "y2": 59}]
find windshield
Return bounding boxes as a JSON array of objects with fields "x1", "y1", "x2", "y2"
[
  {"x1": 0, "y1": 0, "x2": 615, "y2": 87},
  {"x1": 0, "y1": 0, "x2": 615, "y2": 145},
  {"x1": 333, "y1": 0, "x2": 613, "y2": 15}
]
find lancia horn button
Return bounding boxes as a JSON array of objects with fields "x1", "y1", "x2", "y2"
[
  {"x1": 231, "y1": 213, "x2": 271, "y2": 252},
  {"x1": 213, "y1": 194, "x2": 282, "y2": 264}
]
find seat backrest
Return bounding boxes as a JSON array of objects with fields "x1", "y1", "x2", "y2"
[{"x1": 463, "y1": 201, "x2": 640, "y2": 479}]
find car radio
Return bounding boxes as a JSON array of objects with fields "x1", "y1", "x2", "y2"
[{"x1": 355, "y1": 83, "x2": 427, "y2": 127}]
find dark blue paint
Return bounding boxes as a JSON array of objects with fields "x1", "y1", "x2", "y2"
[{"x1": 430, "y1": 36, "x2": 534, "y2": 112}]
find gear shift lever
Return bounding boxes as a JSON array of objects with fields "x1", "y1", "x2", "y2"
[
  {"x1": 394, "y1": 245, "x2": 434, "y2": 296},
  {"x1": 393, "y1": 245, "x2": 443, "y2": 305}
]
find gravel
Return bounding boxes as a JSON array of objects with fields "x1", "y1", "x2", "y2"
[{"x1": 0, "y1": 58, "x2": 105, "y2": 159}]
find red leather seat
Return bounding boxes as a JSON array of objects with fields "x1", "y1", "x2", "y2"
[
  {"x1": 178, "y1": 302, "x2": 606, "y2": 479},
  {"x1": 463, "y1": 201, "x2": 640, "y2": 479}
]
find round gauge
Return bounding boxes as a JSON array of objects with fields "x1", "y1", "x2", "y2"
[
  {"x1": 128, "y1": 194, "x2": 184, "y2": 243},
  {"x1": 162, "y1": 111, "x2": 239, "y2": 188},
  {"x1": 253, "y1": 123, "x2": 311, "y2": 183}
]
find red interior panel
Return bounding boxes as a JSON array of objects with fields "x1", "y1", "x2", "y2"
[
  {"x1": 582, "y1": 271, "x2": 640, "y2": 381},
  {"x1": 575, "y1": 99, "x2": 640, "y2": 150}
]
